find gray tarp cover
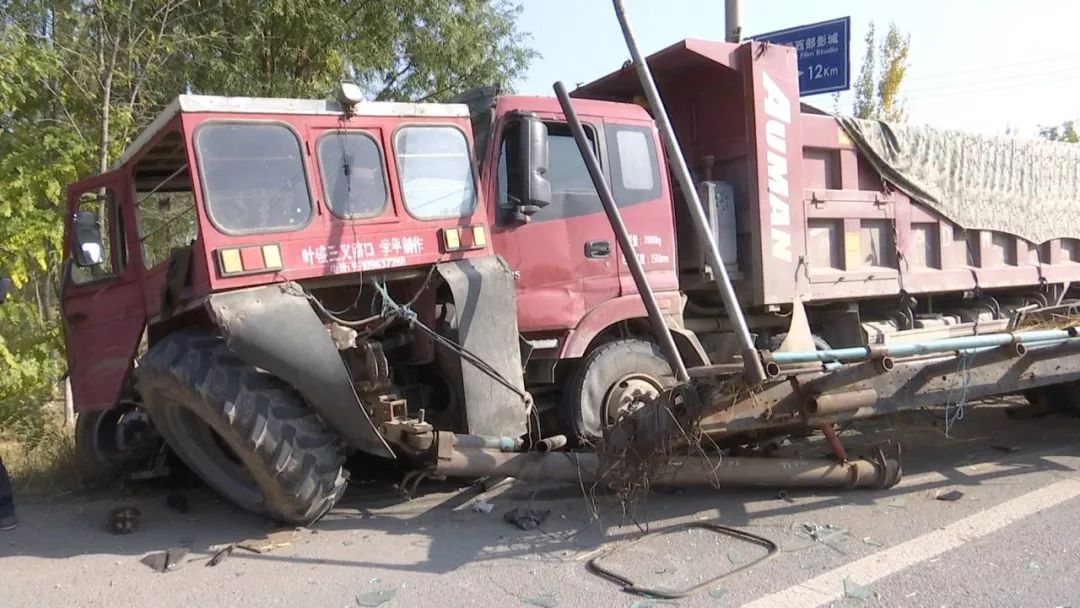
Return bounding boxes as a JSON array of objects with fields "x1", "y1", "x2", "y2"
[{"x1": 837, "y1": 117, "x2": 1080, "y2": 244}]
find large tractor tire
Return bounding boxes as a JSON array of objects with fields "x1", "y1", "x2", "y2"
[
  {"x1": 562, "y1": 338, "x2": 674, "y2": 444},
  {"x1": 136, "y1": 330, "x2": 347, "y2": 524}
]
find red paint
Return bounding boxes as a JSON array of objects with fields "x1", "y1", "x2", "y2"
[
  {"x1": 61, "y1": 171, "x2": 147, "y2": 412},
  {"x1": 62, "y1": 107, "x2": 488, "y2": 413},
  {"x1": 560, "y1": 292, "x2": 684, "y2": 359},
  {"x1": 238, "y1": 246, "x2": 264, "y2": 271},
  {"x1": 483, "y1": 96, "x2": 679, "y2": 339},
  {"x1": 180, "y1": 113, "x2": 491, "y2": 294}
]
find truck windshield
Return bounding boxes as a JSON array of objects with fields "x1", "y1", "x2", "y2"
[
  {"x1": 195, "y1": 122, "x2": 312, "y2": 234},
  {"x1": 394, "y1": 126, "x2": 476, "y2": 219}
]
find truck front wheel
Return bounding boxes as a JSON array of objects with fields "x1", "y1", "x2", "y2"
[
  {"x1": 562, "y1": 338, "x2": 674, "y2": 444},
  {"x1": 136, "y1": 330, "x2": 348, "y2": 524}
]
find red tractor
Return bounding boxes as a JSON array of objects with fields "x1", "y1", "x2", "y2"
[{"x1": 61, "y1": 28, "x2": 1080, "y2": 523}]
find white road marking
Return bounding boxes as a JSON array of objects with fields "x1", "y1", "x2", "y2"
[{"x1": 741, "y1": 478, "x2": 1080, "y2": 608}]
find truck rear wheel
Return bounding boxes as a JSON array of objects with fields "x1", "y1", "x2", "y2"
[
  {"x1": 562, "y1": 338, "x2": 674, "y2": 444},
  {"x1": 135, "y1": 330, "x2": 347, "y2": 524}
]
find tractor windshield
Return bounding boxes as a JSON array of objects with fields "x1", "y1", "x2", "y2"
[
  {"x1": 195, "y1": 122, "x2": 312, "y2": 234},
  {"x1": 393, "y1": 126, "x2": 476, "y2": 220}
]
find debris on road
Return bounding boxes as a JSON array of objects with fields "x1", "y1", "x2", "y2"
[
  {"x1": 862, "y1": 536, "x2": 885, "y2": 548},
  {"x1": 355, "y1": 587, "x2": 397, "y2": 607},
  {"x1": 108, "y1": 506, "x2": 141, "y2": 535},
  {"x1": 140, "y1": 547, "x2": 190, "y2": 572},
  {"x1": 843, "y1": 577, "x2": 873, "y2": 600},
  {"x1": 990, "y1": 443, "x2": 1021, "y2": 453},
  {"x1": 503, "y1": 507, "x2": 550, "y2": 530},
  {"x1": 237, "y1": 528, "x2": 300, "y2": 553},
  {"x1": 206, "y1": 544, "x2": 234, "y2": 567},
  {"x1": 936, "y1": 490, "x2": 965, "y2": 502},
  {"x1": 778, "y1": 490, "x2": 795, "y2": 503},
  {"x1": 588, "y1": 523, "x2": 778, "y2": 599},
  {"x1": 708, "y1": 587, "x2": 727, "y2": 599},
  {"x1": 885, "y1": 496, "x2": 908, "y2": 509},
  {"x1": 522, "y1": 591, "x2": 559, "y2": 607},
  {"x1": 472, "y1": 499, "x2": 495, "y2": 514}
]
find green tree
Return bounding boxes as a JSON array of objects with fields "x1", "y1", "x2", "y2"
[
  {"x1": 852, "y1": 21, "x2": 911, "y2": 121},
  {"x1": 1039, "y1": 121, "x2": 1079, "y2": 143},
  {"x1": 175, "y1": 0, "x2": 535, "y2": 101}
]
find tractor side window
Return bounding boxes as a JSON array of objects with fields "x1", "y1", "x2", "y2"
[
  {"x1": 394, "y1": 126, "x2": 476, "y2": 219},
  {"x1": 70, "y1": 190, "x2": 120, "y2": 285},
  {"x1": 195, "y1": 122, "x2": 312, "y2": 234},
  {"x1": 316, "y1": 131, "x2": 389, "y2": 219},
  {"x1": 133, "y1": 131, "x2": 198, "y2": 269},
  {"x1": 606, "y1": 124, "x2": 661, "y2": 206},
  {"x1": 497, "y1": 122, "x2": 600, "y2": 222}
]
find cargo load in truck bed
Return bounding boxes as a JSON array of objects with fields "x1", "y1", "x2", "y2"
[{"x1": 839, "y1": 117, "x2": 1080, "y2": 244}]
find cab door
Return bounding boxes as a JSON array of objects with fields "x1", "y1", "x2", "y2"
[
  {"x1": 61, "y1": 171, "x2": 147, "y2": 412},
  {"x1": 602, "y1": 119, "x2": 678, "y2": 297},
  {"x1": 488, "y1": 114, "x2": 620, "y2": 334}
]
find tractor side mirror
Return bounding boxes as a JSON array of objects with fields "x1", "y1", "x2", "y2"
[
  {"x1": 73, "y1": 211, "x2": 106, "y2": 267},
  {"x1": 514, "y1": 114, "x2": 551, "y2": 216},
  {"x1": 0, "y1": 277, "x2": 11, "y2": 304}
]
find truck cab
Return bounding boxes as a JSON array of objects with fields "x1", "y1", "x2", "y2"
[{"x1": 476, "y1": 93, "x2": 681, "y2": 373}]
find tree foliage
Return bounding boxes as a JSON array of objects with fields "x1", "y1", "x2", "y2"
[
  {"x1": 0, "y1": 0, "x2": 535, "y2": 438},
  {"x1": 852, "y1": 21, "x2": 911, "y2": 122},
  {"x1": 1039, "y1": 121, "x2": 1079, "y2": 143}
]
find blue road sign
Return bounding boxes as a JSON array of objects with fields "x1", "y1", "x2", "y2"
[{"x1": 753, "y1": 17, "x2": 851, "y2": 96}]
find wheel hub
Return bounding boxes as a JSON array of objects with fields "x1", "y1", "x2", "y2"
[{"x1": 603, "y1": 374, "x2": 662, "y2": 425}]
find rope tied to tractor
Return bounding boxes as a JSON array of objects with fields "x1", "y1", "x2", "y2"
[
  {"x1": 371, "y1": 279, "x2": 418, "y2": 324},
  {"x1": 371, "y1": 278, "x2": 532, "y2": 407}
]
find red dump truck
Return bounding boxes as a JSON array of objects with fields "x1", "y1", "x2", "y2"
[{"x1": 61, "y1": 7, "x2": 1080, "y2": 524}]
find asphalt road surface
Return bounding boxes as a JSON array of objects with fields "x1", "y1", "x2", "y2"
[{"x1": 2, "y1": 403, "x2": 1079, "y2": 608}]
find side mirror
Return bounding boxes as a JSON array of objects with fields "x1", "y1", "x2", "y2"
[
  {"x1": 513, "y1": 114, "x2": 551, "y2": 216},
  {"x1": 0, "y1": 277, "x2": 11, "y2": 304},
  {"x1": 73, "y1": 211, "x2": 106, "y2": 267}
]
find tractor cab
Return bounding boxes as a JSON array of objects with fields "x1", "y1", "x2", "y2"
[{"x1": 61, "y1": 93, "x2": 522, "y2": 416}]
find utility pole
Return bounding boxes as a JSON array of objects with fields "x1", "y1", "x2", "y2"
[{"x1": 725, "y1": 0, "x2": 741, "y2": 42}]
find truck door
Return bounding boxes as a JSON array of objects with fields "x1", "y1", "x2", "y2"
[
  {"x1": 602, "y1": 119, "x2": 678, "y2": 297},
  {"x1": 489, "y1": 116, "x2": 620, "y2": 333},
  {"x1": 61, "y1": 172, "x2": 147, "y2": 412}
]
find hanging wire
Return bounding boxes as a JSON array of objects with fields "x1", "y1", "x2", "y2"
[
  {"x1": 372, "y1": 278, "x2": 530, "y2": 404},
  {"x1": 944, "y1": 350, "x2": 975, "y2": 437}
]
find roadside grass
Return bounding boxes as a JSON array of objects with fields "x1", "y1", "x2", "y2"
[{"x1": 0, "y1": 406, "x2": 94, "y2": 495}]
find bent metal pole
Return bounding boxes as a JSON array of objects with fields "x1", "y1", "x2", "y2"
[
  {"x1": 436, "y1": 445, "x2": 901, "y2": 489},
  {"x1": 554, "y1": 81, "x2": 690, "y2": 383},
  {"x1": 612, "y1": 0, "x2": 766, "y2": 384}
]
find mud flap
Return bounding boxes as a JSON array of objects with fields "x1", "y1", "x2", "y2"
[
  {"x1": 777, "y1": 298, "x2": 816, "y2": 353},
  {"x1": 436, "y1": 256, "x2": 528, "y2": 438},
  {"x1": 206, "y1": 283, "x2": 394, "y2": 459}
]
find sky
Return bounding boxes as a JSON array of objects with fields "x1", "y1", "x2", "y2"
[{"x1": 514, "y1": 0, "x2": 1080, "y2": 136}]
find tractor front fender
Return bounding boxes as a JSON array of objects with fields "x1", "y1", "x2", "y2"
[{"x1": 206, "y1": 283, "x2": 394, "y2": 459}]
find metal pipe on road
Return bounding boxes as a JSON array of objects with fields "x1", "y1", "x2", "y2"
[
  {"x1": 612, "y1": 0, "x2": 766, "y2": 384},
  {"x1": 436, "y1": 446, "x2": 901, "y2": 489},
  {"x1": 554, "y1": 80, "x2": 690, "y2": 383}
]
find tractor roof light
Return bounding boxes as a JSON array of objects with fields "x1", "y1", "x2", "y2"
[{"x1": 334, "y1": 81, "x2": 364, "y2": 114}]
